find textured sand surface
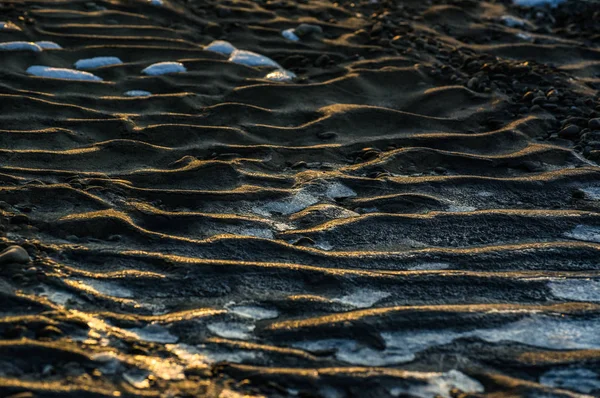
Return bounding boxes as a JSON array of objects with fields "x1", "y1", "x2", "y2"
[{"x1": 0, "y1": 0, "x2": 600, "y2": 396}]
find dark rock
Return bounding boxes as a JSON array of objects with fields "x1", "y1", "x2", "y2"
[
  {"x1": 295, "y1": 24, "x2": 323, "y2": 37},
  {"x1": 558, "y1": 124, "x2": 581, "y2": 139},
  {"x1": 314, "y1": 54, "x2": 330, "y2": 67},
  {"x1": 317, "y1": 131, "x2": 337, "y2": 140}
]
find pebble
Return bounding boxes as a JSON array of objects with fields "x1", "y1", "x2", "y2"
[
  {"x1": 558, "y1": 124, "x2": 580, "y2": 139},
  {"x1": 589, "y1": 118, "x2": 600, "y2": 130},
  {"x1": 317, "y1": 131, "x2": 337, "y2": 140},
  {"x1": 75, "y1": 56, "x2": 122, "y2": 70},
  {"x1": 0, "y1": 245, "x2": 31, "y2": 265},
  {"x1": 294, "y1": 24, "x2": 323, "y2": 37},
  {"x1": 314, "y1": 54, "x2": 330, "y2": 67}
]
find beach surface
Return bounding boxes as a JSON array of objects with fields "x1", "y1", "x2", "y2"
[{"x1": 0, "y1": 0, "x2": 600, "y2": 396}]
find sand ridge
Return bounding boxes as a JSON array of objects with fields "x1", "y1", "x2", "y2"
[{"x1": 0, "y1": 0, "x2": 599, "y2": 396}]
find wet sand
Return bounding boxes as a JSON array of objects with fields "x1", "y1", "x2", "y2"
[{"x1": 0, "y1": 0, "x2": 600, "y2": 396}]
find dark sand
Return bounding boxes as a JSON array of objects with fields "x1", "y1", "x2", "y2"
[{"x1": 0, "y1": 0, "x2": 600, "y2": 396}]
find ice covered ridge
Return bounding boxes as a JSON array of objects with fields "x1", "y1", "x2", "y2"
[
  {"x1": 26, "y1": 66, "x2": 103, "y2": 81},
  {"x1": 75, "y1": 56, "x2": 123, "y2": 70},
  {"x1": 0, "y1": 41, "x2": 61, "y2": 51},
  {"x1": 142, "y1": 62, "x2": 186, "y2": 76},
  {"x1": 229, "y1": 50, "x2": 281, "y2": 68},
  {"x1": 36, "y1": 41, "x2": 61, "y2": 49},
  {"x1": 513, "y1": 0, "x2": 565, "y2": 6},
  {"x1": 265, "y1": 69, "x2": 296, "y2": 82},
  {"x1": 282, "y1": 29, "x2": 300, "y2": 42},
  {"x1": 124, "y1": 90, "x2": 152, "y2": 97},
  {"x1": 0, "y1": 41, "x2": 43, "y2": 52},
  {"x1": 204, "y1": 40, "x2": 236, "y2": 56}
]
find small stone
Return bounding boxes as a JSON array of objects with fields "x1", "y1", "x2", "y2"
[
  {"x1": 532, "y1": 96, "x2": 547, "y2": 105},
  {"x1": 314, "y1": 54, "x2": 330, "y2": 67},
  {"x1": 0, "y1": 245, "x2": 30, "y2": 265},
  {"x1": 467, "y1": 77, "x2": 478, "y2": 89},
  {"x1": 558, "y1": 124, "x2": 581, "y2": 139},
  {"x1": 530, "y1": 105, "x2": 543, "y2": 112},
  {"x1": 589, "y1": 118, "x2": 600, "y2": 130},
  {"x1": 294, "y1": 24, "x2": 323, "y2": 37},
  {"x1": 317, "y1": 131, "x2": 337, "y2": 140}
]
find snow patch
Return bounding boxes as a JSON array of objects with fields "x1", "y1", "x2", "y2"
[
  {"x1": 565, "y1": 225, "x2": 600, "y2": 243},
  {"x1": 236, "y1": 228, "x2": 274, "y2": 239},
  {"x1": 409, "y1": 262, "x2": 450, "y2": 270},
  {"x1": 516, "y1": 32, "x2": 534, "y2": 41},
  {"x1": 447, "y1": 205, "x2": 476, "y2": 212},
  {"x1": 296, "y1": 316, "x2": 600, "y2": 366},
  {"x1": 282, "y1": 29, "x2": 300, "y2": 42},
  {"x1": 35, "y1": 41, "x2": 61, "y2": 49},
  {"x1": 128, "y1": 324, "x2": 178, "y2": 343},
  {"x1": 500, "y1": 15, "x2": 529, "y2": 28},
  {"x1": 142, "y1": 62, "x2": 186, "y2": 76},
  {"x1": 581, "y1": 187, "x2": 600, "y2": 199},
  {"x1": 229, "y1": 50, "x2": 281, "y2": 68},
  {"x1": 0, "y1": 41, "x2": 42, "y2": 52},
  {"x1": 228, "y1": 305, "x2": 279, "y2": 320},
  {"x1": 75, "y1": 56, "x2": 122, "y2": 70},
  {"x1": 123, "y1": 369, "x2": 151, "y2": 389},
  {"x1": 168, "y1": 343, "x2": 258, "y2": 366},
  {"x1": 207, "y1": 322, "x2": 255, "y2": 339},
  {"x1": 325, "y1": 182, "x2": 357, "y2": 199},
  {"x1": 390, "y1": 370, "x2": 484, "y2": 398},
  {"x1": 296, "y1": 339, "x2": 414, "y2": 366},
  {"x1": 27, "y1": 65, "x2": 103, "y2": 81},
  {"x1": 513, "y1": 0, "x2": 565, "y2": 7},
  {"x1": 255, "y1": 191, "x2": 319, "y2": 216},
  {"x1": 332, "y1": 289, "x2": 390, "y2": 308},
  {"x1": 204, "y1": 40, "x2": 236, "y2": 56},
  {"x1": 124, "y1": 90, "x2": 152, "y2": 97},
  {"x1": 39, "y1": 285, "x2": 80, "y2": 306},
  {"x1": 74, "y1": 279, "x2": 134, "y2": 298},
  {"x1": 548, "y1": 279, "x2": 600, "y2": 302}
]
